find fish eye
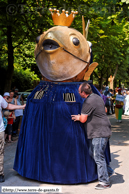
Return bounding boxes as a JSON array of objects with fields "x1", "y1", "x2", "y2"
[{"x1": 72, "y1": 37, "x2": 80, "y2": 46}]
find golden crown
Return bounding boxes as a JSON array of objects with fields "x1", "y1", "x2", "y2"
[{"x1": 49, "y1": 8, "x2": 78, "y2": 27}]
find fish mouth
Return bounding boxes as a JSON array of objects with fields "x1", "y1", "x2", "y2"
[{"x1": 43, "y1": 39, "x2": 60, "y2": 52}]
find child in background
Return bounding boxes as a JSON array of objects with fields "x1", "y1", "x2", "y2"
[
  {"x1": 2, "y1": 112, "x2": 7, "y2": 131},
  {"x1": 5, "y1": 110, "x2": 16, "y2": 143},
  {"x1": 2, "y1": 111, "x2": 8, "y2": 144}
]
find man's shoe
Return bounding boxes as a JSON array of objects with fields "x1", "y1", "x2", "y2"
[
  {"x1": 0, "y1": 175, "x2": 5, "y2": 182},
  {"x1": 95, "y1": 184, "x2": 110, "y2": 190}
]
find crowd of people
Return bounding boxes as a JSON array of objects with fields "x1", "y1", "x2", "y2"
[
  {"x1": 0, "y1": 89, "x2": 25, "y2": 183},
  {"x1": 2, "y1": 89, "x2": 24, "y2": 143},
  {"x1": 100, "y1": 86, "x2": 129, "y2": 122}
]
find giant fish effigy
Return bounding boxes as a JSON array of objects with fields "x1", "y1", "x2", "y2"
[
  {"x1": 34, "y1": 9, "x2": 97, "y2": 82},
  {"x1": 14, "y1": 9, "x2": 111, "y2": 184}
]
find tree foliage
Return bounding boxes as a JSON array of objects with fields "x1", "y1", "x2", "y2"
[{"x1": 0, "y1": 0, "x2": 129, "y2": 93}]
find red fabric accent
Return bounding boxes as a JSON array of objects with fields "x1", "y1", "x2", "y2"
[
  {"x1": 8, "y1": 113, "x2": 13, "y2": 124},
  {"x1": 115, "y1": 104, "x2": 123, "y2": 109}
]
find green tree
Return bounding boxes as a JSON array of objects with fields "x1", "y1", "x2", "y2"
[
  {"x1": 0, "y1": 0, "x2": 53, "y2": 92},
  {"x1": 0, "y1": 0, "x2": 129, "y2": 92}
]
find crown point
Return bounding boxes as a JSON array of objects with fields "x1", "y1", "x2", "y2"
[
  {"x1": 57, "y1": 10, "x2": 60, "y2": 16},
  {"x1": 49, "y1": 8, "x2": 52, "y2": 12},
  {"x1": 49, "y1": 7, "x2": 78, "y2": 27},
  {"x1": 66, "y1": 11, "x2": 69, "y2": 17}
]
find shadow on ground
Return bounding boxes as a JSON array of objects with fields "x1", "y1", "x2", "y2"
[
  {"x1": 109, "y1": 114, "x2": 129, "y2": 146},
  {"x1": 109, "y1": 150, "x2": 125, "y2": 185}
]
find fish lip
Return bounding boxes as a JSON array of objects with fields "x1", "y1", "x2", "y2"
[{"x1": 43, "y1": 39, "x2": 60, "y2": 52}]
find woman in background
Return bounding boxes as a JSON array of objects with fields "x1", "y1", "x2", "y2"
[{"x1": 115, "y1": 88, "x2": 124, "y2": 123}]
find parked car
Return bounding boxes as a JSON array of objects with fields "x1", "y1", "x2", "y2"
[{"x1": 18, "y1": 89, "x2": 33, "y2": 104}]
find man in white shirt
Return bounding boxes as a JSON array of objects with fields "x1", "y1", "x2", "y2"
[{"x1": 0, "y1": 95, "x2": 25, "y2": 182}]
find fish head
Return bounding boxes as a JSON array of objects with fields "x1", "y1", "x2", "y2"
[{"x1": 34, "y1": 26, "x2": 91, "y2": 81}]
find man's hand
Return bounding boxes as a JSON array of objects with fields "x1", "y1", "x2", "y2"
[
  {"x1": 71, "y1": 114, "x2": 88, "y2": 123},
  {"x1": 71, "y1": 114, "x2": 80, "y2": 122},
  {"x1": 23, "y1": 104, "x2": 26, "y2": 109}
]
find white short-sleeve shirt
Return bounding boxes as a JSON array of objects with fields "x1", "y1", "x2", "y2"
[{"x1": 0, "y1": 95, "x2": 8, "y2": 132}]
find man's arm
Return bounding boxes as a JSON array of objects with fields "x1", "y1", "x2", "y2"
[
  {"x1": 6, "y1": 103, "x2": 26, "y2": 110},
  {"x1": 71, "y1": 114, "x2": 88, "y2": 123}
]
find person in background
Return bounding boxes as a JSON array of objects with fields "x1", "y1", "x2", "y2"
[
  {"x1": 3, "y1": 92, "x2": 10, "y2": 103},
  {"x1": 122, "y1": 90, "x2": 127, "y2": 114},
  {"x1": 14, "y1": 89, "x2": 24, "y2": 105},
  {"x1": 109, "y1": 89, "x2": 114, "y2": 114},
  {"x1": 8, "y1": 91, "x2": 14, "y2": 104},
  {"x1": 100, "y1": 89, "x2": 107, "y2": 105},
  {"x1": 3, "y1": 111, "x2": 9, "y2": 144},
  {"x1": 13, "y1": 93, "x2": 23, "y2": 136},
  {"x1": 5, "y1": 110, "x2": 16, "y2": 143},
  {"x1": 124, "y1": 91, "x2": 129, "y2": 116},
  {"x1": 104, "y1": 86, "x2": 112, "y2": 115},
  {"x1": 0, "y1": 95, "x2": 26, "y2": 182},
  {"x1": 2, "y1": 112, "x2": 7, "y2": 131},
  {"x1": 115, "y1": 88, "x2": 124, "y2": 123}
]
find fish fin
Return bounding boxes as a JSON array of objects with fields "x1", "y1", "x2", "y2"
[
  {"x1": 85, "y1": 20, "x2": 90, "y2": 39},
  {"x1": 84, "y1": 62, "x2": 98, "y2": 80}
]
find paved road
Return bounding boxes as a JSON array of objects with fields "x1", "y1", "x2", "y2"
[{"x1": 1, "y1": 114, "x2": 129, "y2": 194}]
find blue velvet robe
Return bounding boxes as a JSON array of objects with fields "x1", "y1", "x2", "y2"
[{"x1": 13, "y1": 81, "x2": 111, "y2": 184}]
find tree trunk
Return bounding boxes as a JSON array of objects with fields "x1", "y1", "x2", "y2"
[
  {"x1": 119, "y1": 80, "x2": 121, "y2": 87},
  {"x1": 114, "y1": 80, "x2": 117, "y2": 88},
  {"x1": 99, "y1": 73, "x2": 103, "y2": 90},
  {"x1": 4, "y1": 26, "x2": 14, "y2": 92},
  {"x1": 106, "y1": 71, "x2": 109, "y2": 86},
  {"x1": 113, "y1": 65, "x2": 118, "y2": 80}
]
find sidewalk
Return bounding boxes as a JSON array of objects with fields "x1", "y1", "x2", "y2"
[{"x1": 1, "y1": 114, "x2": 129, "y2": 194}]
